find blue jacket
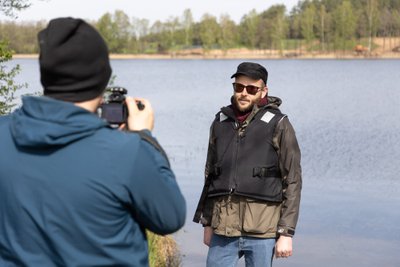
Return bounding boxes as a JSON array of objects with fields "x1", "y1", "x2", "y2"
[{"x1": 0, "y1": 96, "x2": 186, "y2": 267}]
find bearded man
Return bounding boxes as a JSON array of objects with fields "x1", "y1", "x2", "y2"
[{"x1": 193, "y1": 62, "x2": 302, "y2": 267}]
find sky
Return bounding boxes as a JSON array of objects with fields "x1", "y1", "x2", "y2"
[{"x1": 3, "y1": 0, "x2": 300, "y2": 24}]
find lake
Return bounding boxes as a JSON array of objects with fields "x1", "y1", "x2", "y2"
[{"x1": 6, "y1": 58, "x2": 400, "y2": 267}]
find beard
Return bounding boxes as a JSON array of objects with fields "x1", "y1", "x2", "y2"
[{"x1": 233, "y1": 93, "x2": 262, "y2": 113}]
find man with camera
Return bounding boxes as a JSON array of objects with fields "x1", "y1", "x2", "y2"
[
  {"x1": 193, "y1": 62, "x2": 302, "y2": 267},
  {"x1": 0, "y1": 17, "x2": 186, "y2": 266}
]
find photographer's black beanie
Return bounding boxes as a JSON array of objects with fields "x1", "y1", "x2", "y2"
[{"x1": 38, "y1": 17, "x2": 112, "y2": 102}]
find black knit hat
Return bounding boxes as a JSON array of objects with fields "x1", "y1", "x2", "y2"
[
  {"x1": 231, "y1": 62, "x2": 268, "y2": 84},
  {"x1": 38, "y1": 17, "x2": 112, "y2": 102}
]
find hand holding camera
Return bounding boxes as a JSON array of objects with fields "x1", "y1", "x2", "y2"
[
  {"x1": 100, "y1": 87, "x2": 153, "y2": 131},
  {"x1": 126, "y1": 97, "x2": 154, "y2": 131}
]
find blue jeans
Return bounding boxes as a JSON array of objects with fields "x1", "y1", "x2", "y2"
[{"x1": 206, "y1": 234, "x2": 276, "y2": 267}]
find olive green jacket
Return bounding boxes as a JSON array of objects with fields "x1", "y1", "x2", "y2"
[{"x1": 194, "y1": 96, "x2": 302, "y2": 238}]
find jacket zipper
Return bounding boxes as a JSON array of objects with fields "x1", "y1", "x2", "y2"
[{"x1": 230, "y1": 122, "x2": 241, "y2": 193}]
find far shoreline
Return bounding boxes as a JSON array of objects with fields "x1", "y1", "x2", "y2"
[{"x1": 12, "y1": 52, "x2": 400, "y2": 60}]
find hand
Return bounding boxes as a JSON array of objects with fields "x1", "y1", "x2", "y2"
[
  {"x1": 125, "y1": 97, "x2": 154, "y2": 131},
  {"x1": 203, "y1": 226, "x2": 213, "y2": 247},
  {"x1": 275, "y1": 235, "x2": 293, "y2": 258}
]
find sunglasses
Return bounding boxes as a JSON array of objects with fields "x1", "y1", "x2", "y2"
[{"x1": 232, "y1": 83, "x2": 262, "y2": 95}]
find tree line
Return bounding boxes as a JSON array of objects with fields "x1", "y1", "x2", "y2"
[{"x1": 1, "y1": 0, "x2": 400, "y2": 56}]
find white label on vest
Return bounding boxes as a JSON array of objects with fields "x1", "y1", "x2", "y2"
[
  {"x1": 220, "y1": 113, "x2": 228, "y2": 122},
  {"x1": 261, "y1": 111, "x2": 275, "y2": 123}
]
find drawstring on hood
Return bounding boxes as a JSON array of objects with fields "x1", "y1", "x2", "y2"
[{"x1": 10, "y1": 96, "x2": 108, "y2": 147}]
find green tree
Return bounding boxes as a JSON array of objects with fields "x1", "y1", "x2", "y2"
[
  {"x1": 256, "y1": 5, "x2": 288, "y2": 53},
  {"x1": 0, "y1": 41, "x2": 26, "y2": 115},
  {"x1": 393, "y1": 10, "x2": 400, "y2": 46},
  {"x1": 133, "y1": 18, "x2": 149, "y2": 39},
  {"x1": 316, "y1": 4, "x2": 328, "y2": 52},
  {"x1": 239, "y1": 9, "x2": 260, "y2": 48},
  {"x1": 96, "y1": 10, "x2": 132, "y2": 53},
  {"x1": 96, "y1": 13, "x2": 119, "y2": 52},
  {"x1": 379, "y1": 7, "x2": 393, "y2": 50},
  {"x1": 181, "y1": 9, "x2": 194, "y2": 47},
  {"x1": 365, "y1": 0, "x2": 379, "y2": 53},
  {"x1": 288, "y1": 7, "x2": 303, "y2": 53},
  {"x1": 0, "y1": 20, "x2": 46, "y2": 53},
  {"x1": 198, "y1": 14, "x2": 220, "y2": 51},
  {"x1": 131, "y1": 17, "x2": 149, "y2": 53},
  {"x1": 270, "y1": 5, "x2": 289, "y2": 53},
  {"x1": 147, "y1": 20, "x2": 169, "y2": 53},
  {"x1": 0, "y1": 0, "x2": 29, "y2": 115},
  {"x1": 113, "y1": 10, "x2": 131, "y2": 53},
  {"x1": 164, "y1": 16, "x2": 180, "y2": 50},
  {"x1": 333, "y1": 0, "x2": 357, "y2": 52},
  {"x1": 301, "y1": 3, "x2": 316, "y2": 51},
  {"x1": 218, "y1": 14, "x2": 238, "y2": 52}
]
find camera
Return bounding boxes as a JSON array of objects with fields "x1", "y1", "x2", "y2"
[{"x1": 99, "y1": 86, "x2": 144, "y2": 126}]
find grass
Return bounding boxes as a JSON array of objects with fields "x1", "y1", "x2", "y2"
[{"x1": 147, "y1": 231, "x2": 182, "y2": 267}]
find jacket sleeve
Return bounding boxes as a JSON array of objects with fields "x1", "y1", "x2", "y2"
[
  {"x1": 192, "y1": 122, "x2": 216, "y2": 226},
  {"x1": 273, "y1": 117, "x2": 302, "y2": 237},
  {"x1": 128, "y1": 131, "x2": 186, "y2": 235}
]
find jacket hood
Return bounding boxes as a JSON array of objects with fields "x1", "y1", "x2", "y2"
[
  {"x1": 266, "y1": 96, "x2": 282, "y2": 108},
  {"x1": 10, "y1": 96, "x2": 108, "y2": 147}
]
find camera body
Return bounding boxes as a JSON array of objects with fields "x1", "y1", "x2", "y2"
[
  {"x1": 99, "y1": 86, "x2": 145, "y2": 126},
  {"x1": 100, "y1": 87, "x2": 128, "y2": 126}
]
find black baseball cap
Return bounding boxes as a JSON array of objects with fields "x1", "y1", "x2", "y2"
[{"x1": 231, "y1": 62, "x2": 268, "y2": 84}]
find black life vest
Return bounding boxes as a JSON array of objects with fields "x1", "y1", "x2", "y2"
[{"x1": 207, "y1": 106, "x2": 286, "y2": 202}]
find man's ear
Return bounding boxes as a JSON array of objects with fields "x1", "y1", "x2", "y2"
[{"x1": 261, "y1": 85, "x2": 268, "y2": 98}]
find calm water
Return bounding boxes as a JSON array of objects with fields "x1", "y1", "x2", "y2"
[{"x1": 6, "y1": 59, "x2": 400, "y2": 267}]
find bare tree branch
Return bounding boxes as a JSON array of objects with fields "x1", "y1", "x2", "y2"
[{"x1": 0, "y1": 0, "x2": 31, "y2": 17}]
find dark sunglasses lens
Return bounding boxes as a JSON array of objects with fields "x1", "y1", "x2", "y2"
[
  {"x1": 233, "y1": 83, "x2": 245, "y2": 93},
  {"x1": 246, "y1": 85, "x2": 259, "y2": 95}
]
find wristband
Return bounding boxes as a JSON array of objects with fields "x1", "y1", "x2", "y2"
[{"x1": 277, "y1": 227, "x2": 295, "y2": 236}]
